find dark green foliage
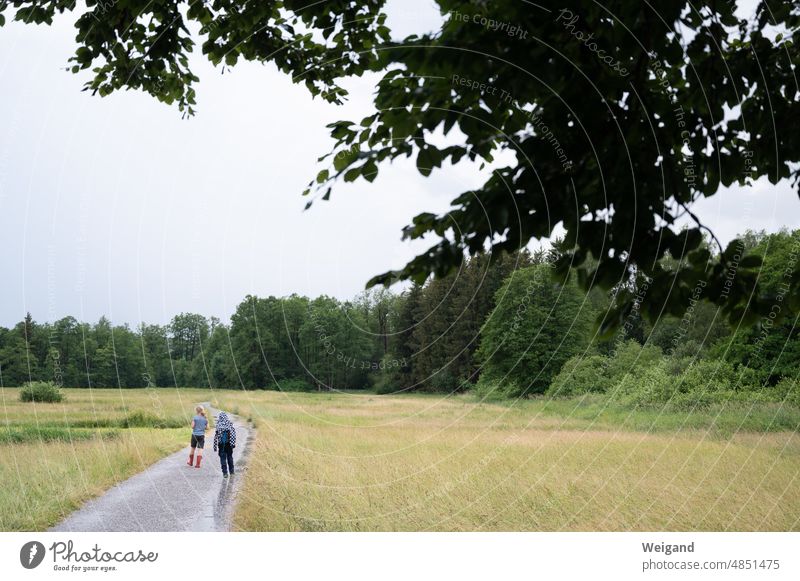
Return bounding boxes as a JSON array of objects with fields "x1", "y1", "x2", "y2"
[
  {"x1": 476, "y1": 263, "x2": 594, "y2": 397},
  {"x1": 611, "y1": 356, "x2": 765, "y2": 410},
  {"x1": 547, "y1": 355, "x2": 609, "y2": 397},
  {"x1": 605, "y1": 341, "x2": 664, "y2": 384},
  {"x1": 546, "y1": 342, "x2": 780, "y2": 410},
  {"x1": 276, "y1": 378, "x2": 317, "y2": 393},
  {"x1": 6, "y1": 1, "x2": 797, "y2": 330},
  {"x1": 315, "y1": 2, "x2": 800, "y2": 331},
  {"x1": 387, "y1": 284, "x2": 422, "y2": 387},
  {"x1": 533, "y1": 396, "x2": 800, "y2": 434},
  {"x1": 19, "y1": 381, "x2": 64, "y2": 403},
  {"x1": 712, "y1": 229, "x2": 800, "y2": 384},
  {"x1": 66, "y1": 414, "x2": 185, "y2": 429},
  {"x1": 118, "y1": 411, "x2": 186, "y2": 429},
  {"x1": 774, "y1": 377, "x2": 800, "y2": 406},
  {"x1": 401, "y1": 252, "x2": 532, "y2": 392},
  {"x1": 0, "y1": 427, "x2": 119, "y2": 444},
  {"x1": 647, "y1": 300, "x2": 731, "y2": 355}
]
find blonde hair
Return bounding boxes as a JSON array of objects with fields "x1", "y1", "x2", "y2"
[{"x1": 195, "y1": 405, "x2": 206, "y2": 417}]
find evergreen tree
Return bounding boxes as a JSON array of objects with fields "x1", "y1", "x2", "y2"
[{"x1": 476, "y1": 264, "x2": 594, "y2": 397}]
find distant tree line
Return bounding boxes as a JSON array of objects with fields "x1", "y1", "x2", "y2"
[{"x1": 1, "y1": 229, "x2": 798, "y2": 399}]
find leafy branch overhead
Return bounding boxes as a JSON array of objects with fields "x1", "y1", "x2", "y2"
[{"x1": 4, "y1": 0, "x2": 799, "y2": 331}]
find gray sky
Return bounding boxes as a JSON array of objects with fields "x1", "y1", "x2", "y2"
[{"x1": 1, "y1": 1, "x2": 798, "y2": 328}]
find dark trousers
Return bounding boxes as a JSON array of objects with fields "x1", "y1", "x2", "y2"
[{"x1": 218, "y1": 444, "x2": 234, "y2": 474}]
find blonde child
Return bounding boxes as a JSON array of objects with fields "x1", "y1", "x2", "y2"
[{"x1": 187, "y1": 405, "x2": 208, "y2": 468}]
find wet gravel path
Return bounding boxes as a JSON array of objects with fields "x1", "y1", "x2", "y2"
[{"x1": 51, "y1": 406, "x2": 252, "y2": 532}]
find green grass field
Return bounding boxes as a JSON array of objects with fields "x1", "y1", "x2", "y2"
[
  {"x1": 0, "y1": 387, "x2": 201, "y2": 530},
  {"x1": 1, "y1": 387, "x2": 798, "y2": 531}
]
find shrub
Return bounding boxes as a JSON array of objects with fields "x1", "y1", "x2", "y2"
[
  {"x1": 472, "y1": 376, "x2": 520, "y2": 401},
  {"x1": 372, "y1": 371, "x2": 393, "y2": 394},
  {"x1": 613, "y1": 358, "x2": 766, "y2": 409},
  {"x1": 671, "y1": 339, "x2": 705, "y2": 360},
  {"x1": 665, "y1": 356, "x2": 694, "y2": 377},
  {"x1": 277, "y1": 377, "x2": 316, "y2": 392},
  {"x1": 428, "y1": 370, "x2": 462, "y2": 393},
  {"x1": 547, "y1": 355, "x2": 610, "y2": 397},
  {"x1": 119, "y1": 411, "x2": 185, "y2": 429},
  {"x1": 774, "y1": 376, "x2": 800, "y2": 406},
  {"x1": 609, "y1": 362, "x2": 675, "y2": 407},
  {"x1": 605, "y1": 341, "x2": 664, "y2": 383},
  {"x1": 0, "y1": 426, "x2": 118, "y2": 444},
  {"x1": 679, "y1": 359, "x2": 759, "y2": 394},
  {"x1": 374, "y1": 380, "x2": 399, "y2": 395},
  {"x1": 19, "y1": 381, "x2": 64, "y2": 403}
]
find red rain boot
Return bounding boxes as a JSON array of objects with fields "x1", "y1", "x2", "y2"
[
  {"x1": 195, "y1": 455, "x2": 202, "y2": 468},
  {"x1": 187, "y1": 451, "x2": 194, "y2": 466}
]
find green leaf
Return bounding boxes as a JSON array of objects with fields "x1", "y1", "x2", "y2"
[
  {"x1": 739, "y1": 255, "x2": 762, "y2": 268},
  {"x1": 416, "y1": 148, "x2": 440, "y2": 177},
  {"x1": 333, "y1": 150, "x2": 359, "y2": 172},
  {"x1": 343, "y1": 166, "x2": 361, "y2": 182},
  {"x1": 722, "y1": 238, "x2": 744, "y2": 262},
  {"x1": 362, "y1": 160, "x2": 378, "y2": 183}
]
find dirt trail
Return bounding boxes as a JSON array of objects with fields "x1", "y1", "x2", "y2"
[{"x1": 51, "y1": 406, "x2": 252, "y2": 532}]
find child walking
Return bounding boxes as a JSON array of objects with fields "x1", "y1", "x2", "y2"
[
  {"x1": 188, "y1": 405, "x2": 208, "y2": 468},
  {"x1": 213, "y1": 411, "x2": 237, "y2": 478}
]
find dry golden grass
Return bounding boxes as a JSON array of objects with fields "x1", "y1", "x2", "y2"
[
  {"x1": 2, "y1": 388, "x2": 798, "y2": 531},
  {"x1": 0, "y1": 429, "x2": 185, "y2": 530},
  {"x1": 222, "y1": 391, "x2": 800, "y2": 531}
]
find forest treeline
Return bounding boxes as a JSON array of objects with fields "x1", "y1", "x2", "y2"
[{"x1": 1, "y1": 229, "x2": 798, "y2": 403}]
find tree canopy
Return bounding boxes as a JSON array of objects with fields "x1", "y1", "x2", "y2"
[
  {"x1": 3, "y1": 0, "x2": 799, "y2": 332},
  {"x1": 476, "y1": 262, "x2": 594, "y2": 397}
]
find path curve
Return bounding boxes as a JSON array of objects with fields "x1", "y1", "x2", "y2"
[{"x1": 51, "y1": 405, "x2": 252, "y2": 532}]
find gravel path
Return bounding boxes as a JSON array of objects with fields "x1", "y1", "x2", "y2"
[{"x1": 51, "y1": 405, "x2": 252, "y2": 532}]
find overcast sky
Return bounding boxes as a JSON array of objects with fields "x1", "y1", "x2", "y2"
[{"x1": 1, "y1": 1, "x2": 798, "y2": 328}]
